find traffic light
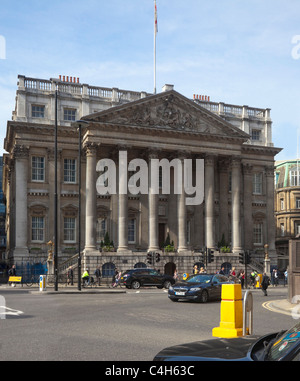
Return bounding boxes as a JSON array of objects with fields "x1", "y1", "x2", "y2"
[
  {"x1": 155, "y1": 252, "x2": 160, "y2": 263},
  {"x1": 147, "y1": 252, "x2": 153, "y2": 264},
  {"x1": 208, "y1": 249, "x2": 214, "y2": 263},
  {"x1": 239, "y1": 252, "x2": 244, "y2": 264},
  {"x1": 245, "y1": 251, "x2": 251, "y2": 265}
]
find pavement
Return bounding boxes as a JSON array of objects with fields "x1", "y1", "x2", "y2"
[{"x1": 0, "y1": 283, "x2": 126, "y2": 294}]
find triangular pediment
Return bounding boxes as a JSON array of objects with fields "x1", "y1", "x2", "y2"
[{"x1": 84, "y1": 90, "x2": 249, "y2": 140}]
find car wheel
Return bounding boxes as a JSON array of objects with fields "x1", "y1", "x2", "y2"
[
  {"x1": 200, "y1": 290, "x2": 208, "y2": 303},
  {"x1": 131, "y1": 280, "x2": 141, "y2": 289},
  {"x1": 163, "y1": 280, "x2": 172, "y2": 289}
]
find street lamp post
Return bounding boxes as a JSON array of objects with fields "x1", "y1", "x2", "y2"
[
  {"x1": 74, "y1": 120, "x2": 89, "y2": 291},
  {"x1": 54, "y1": 83, "x2": 58, "y2": 292}
]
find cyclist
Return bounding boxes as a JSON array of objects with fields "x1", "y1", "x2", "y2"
[{"x1": 82, "y1": 269, "x2": 90, "y2": 286}]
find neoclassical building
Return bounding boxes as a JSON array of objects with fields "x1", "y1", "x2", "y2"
[{"x1": 3, "y1": 75, "x2": 281, "y2": 274}]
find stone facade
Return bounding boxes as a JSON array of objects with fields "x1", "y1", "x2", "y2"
[{"x1": 3, "y1": 75, "x2": 281, "y2": 276}]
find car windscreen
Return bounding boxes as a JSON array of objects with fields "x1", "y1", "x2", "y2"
[
  {"x1": 186, "y1": 274, "x2": 213, "y2": 283},
  {"x1": 266, "y1": 322, "x2": 300, "y2": 361}
]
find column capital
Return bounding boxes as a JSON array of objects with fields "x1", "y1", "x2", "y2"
[
  {"x1": 242, "y1": 162, "x2": 253, "y2": 175},
  {"x1": 265, "y1": 165, "x2": 275, "y2": 177},
  {"x1": 84, "y1": 142, "x2": 98, "y2": 156},
  {"x1": 12, "y1": 145, "x2": 29, "y2": 160},
  {"x1": 231, "y1": 156, "x2": 241, "y2": 168},
  {"x1": 205, "y1": 153, "x2": 216, "y2": 166}
]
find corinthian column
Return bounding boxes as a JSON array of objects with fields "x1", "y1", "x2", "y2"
[
  {"x1": 13, "y1": 145, "x2": 29, "y2": 258},
  {"x1": 117, "y1": 150, "x2": 129, "y2": 252},
  {"x1": 84, "y1": 143, "x2": 97, "y2": 252},
  {"x1": 265, "y1": 165, "x2": 276, "y2": 259},
  {"x1": 205, "y1": 154, "x2": 215, "y2": 249},
  {"x1": 178, "y1": 156, "x2": 187, "y2": 252},
  {"x1": 148, "y1": 151, "x2": 159, "y2": 251},
  {"x1": 231, "y1": 157, "x2": 242, "y2": 253}
]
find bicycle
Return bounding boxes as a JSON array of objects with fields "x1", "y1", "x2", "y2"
[
  {"x1": 24, "y1": 275, "x2": 40, "y2": 287},
  {"x1": 82, "y1": 276, "x2": 98, "y2": 288},
  {"x1": 46, "y1": 274, "x2": 67, "y2": 287}
]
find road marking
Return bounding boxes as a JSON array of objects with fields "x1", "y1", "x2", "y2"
[
  {"x1": 0, "y1": 306, "x2": 24, "y2": 319},
  {"x1": 262, "y1": 301, "x2": 292, "y2": 317}
]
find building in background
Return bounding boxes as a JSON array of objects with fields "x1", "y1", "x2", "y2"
[
  {"x1": 0, "y1": 157, "x2": 6, "y2": 260},
  {"x1": 275, "y1": 159, "x2": 300, "y2": 270},
  {"x1": 2, "y1": 75, "x2": 281, "y2": 276}
]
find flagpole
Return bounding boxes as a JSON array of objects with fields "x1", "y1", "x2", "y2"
[{"x1": 154, "y1": 0, "x2": 157, "y2": 94}]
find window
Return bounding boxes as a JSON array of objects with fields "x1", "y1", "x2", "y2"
[
  {"x1": 32, "y1": 217, "x2": 44, "y2": 242},
  {"x1": 290, "y1": 169, "x2": 300, "y2": 186},
  {"x1": 102, "y1": 262, "x2": 116, "y2": 278},
  {"x1": 295, "y1": 222, "x2": 300, "y2": 237},
  {"x1": 280, "y1": 198, "x2": 285, "y2": 210},
  {"x1": 253, "y1": 173, "x2": 262, "y2": 194},
  {"x1": 64, "y1": 217, "x2": 76, "y2": 242},
  {"x1": 251, "y1": 129, "x2": 260, "y2": 141},
  {"x1": 97, "y1": 218, "x2": 107, "y2": 243},
  {"x1": 32, "y1": 156, "x2": 45, "y2": 182},
  {"x1": 32, "y1": 105, "x2": 45, "y2": 118},
  {"x1": 128, "y1": 218, "x2": 136, "y2": 243},
  {"x1": 253, "y1": 223, "x2": 263, "y2": 244},
  {"x1": 296, "y1": 198, "x2": 300, "y2": 209},
  {"x1": 280, "y1": 223, "x2": 285, "y2": 237},
  {"x1": 186, "y1": 220, "x2": 191, "y2": 244},
  {"x1": 64, "y1": 159, "x2": 76, "y2": 183},
  {"x1": 64, "y1": 108, "x2": 76, "y2": 121}
]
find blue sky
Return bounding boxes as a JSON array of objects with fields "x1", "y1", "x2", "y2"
[{"x1": 0, "y1": 0, "x2": 300, "y2": 160}]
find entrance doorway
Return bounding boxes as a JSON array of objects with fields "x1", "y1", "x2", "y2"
[
  {"x1": 164, "y1": 262, "x2": 176, "y2": 276},
  {"x1": 159, "y1": 223, "x2": 165, "y2": 248}
]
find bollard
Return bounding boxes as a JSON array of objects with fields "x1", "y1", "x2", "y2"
[
  {"x1": 212, "y1": 284, "x2": 243, "y2": 338},
  {"x1": 256, "y1": 274, "x2": 262, "y2": 288},
  {"x1": 39, "y1": 275, "x2": 46, "y2": 292}
]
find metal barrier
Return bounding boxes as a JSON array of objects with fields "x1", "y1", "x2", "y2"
[{"x1": 243, "y1": 290, "x2": 253, "y2": 336}]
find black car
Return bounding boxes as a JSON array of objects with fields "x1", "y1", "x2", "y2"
[
  {"x1": 153, "y1": 321, "x2": 300, "y2": 361},
  {"x1": 121, "y1": 268, "x2": 175, "y2": 289},
  {"x1": 168, "y1": 273, "x2": 234, "y2": 303}
]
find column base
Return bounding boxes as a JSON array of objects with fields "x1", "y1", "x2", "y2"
[
  {"x1": 148, "y1": 247, "x2": 160, "y2": 252},
  {"x1": 13, "y1": 247, "x2": 29, "y2": 260},
  {"x1": 232, "y1": 248, "x2": 243, "y2": 254},
  {"x1": 84, "y1": 247, "x2": 98, "y2": 255},
  {"x1": 177, "y1": 249, "x2": 193, "y2": 256},
  {"x1": 117, "y1": 248, "x2": 132, "y2": 255}
]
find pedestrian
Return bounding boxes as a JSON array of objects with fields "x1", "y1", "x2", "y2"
[
  {"x1": 261, "y1": 272, "x2": 270, "y2": 296},
  {"x1": 200, "y1": 267, "x2": 206, "y2": 273},
  {"x1": 67, "y1": 266, "x2": 74, "y2": 285},
  {"x1": 250, "y1": 271, "x2": 257, "y2": 288},
  {"x1": 284, "y1": 269, "x2": 288, "y2": 285},
  {"x1": 111, "y1": 269, "x2": 118, "y2": 287},
  {"x1": 193, "y1": 265, "x2": 199, "y2": 274},
  {"x1": 219, "y1": 266, "x2": 225, "y2": 275},
  {"x1": 173, "y1": 269, "x2": 178, "y2": 281},
  {"x1": 239, "y1": 270, "x2": 245, "y2": 289},
  {"x1": 94, "y1": 267, "x2": 102, "y2": 286},
  {"x1": 230, "y1": 267, "x2": 236, "y2": 276},
  {"x1": 273, "y1": 269, "x2": 279, "y2": 286},
  {"x1": 8, "y1": 264, "x2": 16, "y2": 286}
]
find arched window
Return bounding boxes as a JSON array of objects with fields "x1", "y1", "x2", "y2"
[
  {"x1": 102, "y1": 262, "x2": 116, "y2": 278},
  {"x1": 134, "y1": 262, "x2": 147, "y2": 269}
]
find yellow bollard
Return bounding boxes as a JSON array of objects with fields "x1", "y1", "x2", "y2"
[
  {"x1": 256, "y1": 274, "x2": 262, "y2": 288},
  {"x1": 212, "y1": 284, "x2": 243, "y2": 338}
]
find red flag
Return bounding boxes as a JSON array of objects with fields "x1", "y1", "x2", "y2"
[{"x1": 155, "y1": 1, "x2": 158, "y2": 35}]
